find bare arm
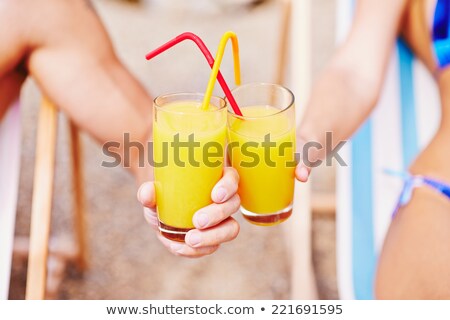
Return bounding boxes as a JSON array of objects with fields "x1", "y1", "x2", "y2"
[
  {"x1": 0, "y1": 0, "x2": 152, "y2": 181},
  {"x1": 0, "y1": 0, "x2": 240, "y2": 258},
  {"x1": 24, "y1": 0, "x2": 153, "y2": 182},
  {"x1": 296, "y1": 0, "x2": 408, "y2": 180}
]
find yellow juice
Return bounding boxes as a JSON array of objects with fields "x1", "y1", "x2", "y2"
[
  {"x1": 153, "y1": 101, "x2": 226, "y2": 238},
  {"x1": 228, "y1": 105, "x2": 295, "y2": 224}
]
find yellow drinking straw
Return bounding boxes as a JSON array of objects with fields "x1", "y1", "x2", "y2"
[{"x1": 202, "y1": 31, "x2": 241, "y2": 110}]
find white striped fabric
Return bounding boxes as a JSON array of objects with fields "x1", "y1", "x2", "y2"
[
  {"x1": 336, "y1": 0, "x2": 441, "y2": 299},
  {"x1": 0, "y1": 101, "x2": 21, "y2": 300}
]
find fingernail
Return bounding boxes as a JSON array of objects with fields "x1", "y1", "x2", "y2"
[
  {"x1": 138, "y1": 182, "x2": 154, "y2": 205},
  {"x1": 194, "y1": 212, "x2": 209, "y2": 228},
  {"x1": 214, "y1": 187, "x2": 227, "y2": 202},
  {"x1": 186, "y1": 232, "x2": 202, "y2": 247},
  {"x1": 170, "y1": 242, "x2": 184, "y2": 253},
  {"x1": 300, "y1": 167, "x2": 309, "y2": 181}
]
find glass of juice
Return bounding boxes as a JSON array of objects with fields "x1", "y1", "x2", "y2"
[
  {"x1": 227, "y1": 83, "x2": 296, "y2": 226},
  {"x1": 153, "y1": 93, "x2": 227, "y2": 241}
]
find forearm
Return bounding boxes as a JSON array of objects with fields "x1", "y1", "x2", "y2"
[
  {"x1": 298, "y1": 59, "x2": 377, "y2": 161},
  {"x1": 21, "y1": 0, "x2": 154, "y2": 184},
  {"x1": 298, "y1": 0, "x2": 408, "y2": 163}
]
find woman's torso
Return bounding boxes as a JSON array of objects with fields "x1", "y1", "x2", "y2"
[{"x1": 402, "y1": 0, "x2": 450, "y2": 179}]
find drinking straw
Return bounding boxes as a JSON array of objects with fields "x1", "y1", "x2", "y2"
[
  {"x1": 202, "y1": 31, "x2": 241, "y2": 111},
  {"x1": 145, "y1": 32, "x2": 243, "y2": 116}
]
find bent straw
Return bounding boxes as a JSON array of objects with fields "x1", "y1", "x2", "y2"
[
  {"x1": 145, "y1": 32, "x2": 243, "y2": 116},
  {"x1": 202, "y1": 31, "x2": 241, "y2": 110}
]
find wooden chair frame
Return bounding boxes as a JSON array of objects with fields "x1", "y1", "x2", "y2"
[
  {"x1": 276, "y1": 0, "x2": 334, "y2": 299},
  {"x1": 22, "y1": 97, "x2": 87, "y2": 300}
]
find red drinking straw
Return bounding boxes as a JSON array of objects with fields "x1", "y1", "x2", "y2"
[{"x1": 145, "y1": 32, "x2": 243, "y2": 116}]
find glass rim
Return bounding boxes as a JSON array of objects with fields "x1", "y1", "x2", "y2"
[
  {"x1": 154, "y1": 92, "x2": 227, "y2": 115},
  {"x1": 226, "y1": 82, "x2": 295, "y2": 120}
]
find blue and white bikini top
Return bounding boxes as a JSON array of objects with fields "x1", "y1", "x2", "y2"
[{"x1": 433, "y1": 0, "x2": 450, "y2": 69}]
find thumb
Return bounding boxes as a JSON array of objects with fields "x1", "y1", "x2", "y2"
[
  {"x1": 295, "y1": 163, "x2": 311, "y2": 182},
  {"x1": 296, "y1": 136, "x2": 312, "y2": 182}
]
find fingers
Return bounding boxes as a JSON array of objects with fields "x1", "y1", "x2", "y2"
[
  {"x1": 295, "y1": 163, "x2": 311, "y2": 182},
  {"x1": 157, "y1": 217, "x2": 240, "y2": 257},
  {"x1": 185, "y1": 217, "x2": 240, "y2": 248},
  {"x1": 140, "y1": 167, "x2": 241, "y2": 258},
  {"x1": 137, "y1": 182, "x2": 158, "y2": 230},
  {"x1": 192, "y1": 194, "x2": 240, "y2": 229},
  {"x1": 137, "y1": 181, "x2": 156, "y2": 209},
  {"x1": 211, "y1": 167, "x2": 239, "y2": 203},
  {"x1": 143, "y1": 208, "x2": 158, "y2": 231},
  {"x1": 157, "y1": 234, "x2": 220, "y2": 258}
]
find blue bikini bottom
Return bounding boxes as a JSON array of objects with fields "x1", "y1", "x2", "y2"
[{"x1": 387, "y1": 170, "x2": 450, "y2": 216}]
